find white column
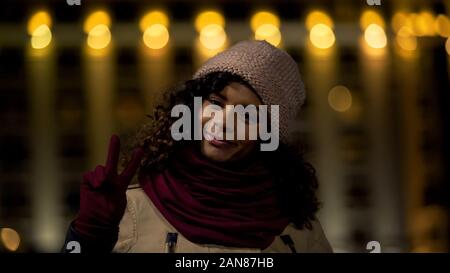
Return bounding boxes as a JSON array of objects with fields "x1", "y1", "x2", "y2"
[
  {"x1": 360, "y1": 44, "x2": 405, "y2": 251},
  {"x1": 27, "y1": 45, "x2": 63, "y2": 252},
  {"x1": 138, "y1": 43, "x2": 173, "y2": 116},
  {"x1": 304, "y1": 45, "x2": 348, "y2": 251}
]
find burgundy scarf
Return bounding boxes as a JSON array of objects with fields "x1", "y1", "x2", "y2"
[{"x1": 138, "y1": 144, "x2": 290, "y2": 249}]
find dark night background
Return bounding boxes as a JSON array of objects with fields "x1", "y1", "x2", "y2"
[{"x1": 0, "y1": 0, "x2": 448, "y2": 252}]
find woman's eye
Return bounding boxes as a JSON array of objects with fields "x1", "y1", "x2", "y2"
[{"x1": 207, "y1": 98, "x2": 223, "y2": 106}]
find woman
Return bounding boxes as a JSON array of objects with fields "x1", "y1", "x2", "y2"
[{"x1": 63, "y1": 40, "x2": 332, "y2": 253}]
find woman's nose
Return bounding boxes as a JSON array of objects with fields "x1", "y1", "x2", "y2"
[
  {"x1": 222, "y1": 107, "x2": 237, "y2": 134},
  {"x1": 211, "y1": 107, "x2": 235, "y2": 136}
]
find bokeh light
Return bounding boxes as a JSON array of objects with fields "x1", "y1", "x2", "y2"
[
  {"x1": 84, "y1": 10, "x2": 111, "y2": 33},
  {"x1": 411, "y1": 11, "x2": 435, "y2": 37},
  {"x1": 31, "y1": 24, "x2": 52, "y2": 49},
  {"x1": 195, "y1": 11, "x2": 225, "y2": 33},
  {"x1": 434, "y1": 14, "x2": 450, "y2": 38},
  {"x1": 199, "y1": 24, "x2": 227, "y2": 50},
  {"x1": 251, "y1": 11, "x2": 280, "y2": 32},
  {"x1": 306, "y1": 11, "x2": 333, "y2": 30},
  {"x1": 195, "y1": 11, "x2": 227, "y2": 50},
  {"x1": 360, "y1": 10, "x2": 385, "y2": 30},
  {"x1": 364, "y1": 24, "x2": 387, "y2": 49},
  {"x1": 27, "y1": 11, "x2": 52, "y2": 35},
  {"x1": 254, "y1": 24, "x2": 281, "y2": 47},
  {"x1": 309, "y1": 23, "x2": 335, "y2": 49},
  {"x1": 392, "y1": 11, "x2": 409, "y2": 33},
  {"x1": 87, "y1": 24, "x2": 111, "y2": 50},
  {"x1": 28, "y1": 11, "x2": 52, "y2": 49},
  {"x1": 84, "y1": 11, "x2": 112, "y2": 50},
  {"x1": 143, "y1": 24, "x2": 169, "y2": 49},
  {"x1": 396, "y1": 26, "x2": 417, "y2": 51},
  {"x1": 328, "y1": 86, "x2": 352, "y2": 112},
  {"x1": 140, "y1": 10, "x2": 169, "y2": 32},
  {"x1": 0, "y1": 228, "x2": 21, "y2": 252},
  {"x1": 251, "y1": 11, "x2": 281, "y2": 47}
]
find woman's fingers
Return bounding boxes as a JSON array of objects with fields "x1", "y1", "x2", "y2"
[
  {"x1": 105, "y1": 134, "x2": 121, "y2": 175},
  {"x1": 119, "y1": 148, "x2": 144, "y2": 189},
  {"x1": 90, "y1": 165, "x2": 107, "y2": 189}
]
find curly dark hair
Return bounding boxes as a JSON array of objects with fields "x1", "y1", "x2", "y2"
[{"x1": 122, "y1": 71, "x2": 320, "y2": 230}]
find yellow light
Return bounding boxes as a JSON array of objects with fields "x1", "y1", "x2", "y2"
[
  {"x1": 31, "y1": 24, "x2": 52, "y2": 49},
  {"x1": 328, "y1": 86, "x2": 352, "y2": 112},
  {"x1": 392, "y1": 12, "x2": 409, "y2": 33},
  {"x1": 87, "y1": 24, "x2": 111, "y2": 49},
  {"x1": 396, "y1": 26, "x2": 417, "y2": 51},
  {"x1": 255, "y1": 24, "x2": 281, "y2": 47},
  {"x1": 364, "y1": 24, "x2": 387, "y2": 49},
  {"x1": 1, "y1": 228, "x2": 20, "y2": 252},
  {"x1": 309, "y1": 24, "x2": 335, "y2": 49},
  {"x1": 360, "y1": 10, "x2": 385, "y2": 30},
  {"x1": 419, "y1": 11, "x2": 435, "y2": 36},
  {"x1": 434, "y1": 14, "x2": 450, "y2": 37},
  {"x1": 306, "y1": 11, "x2": 333, "y2": 30},
  {"x1": 140, "y1": 11, "x2": 169, "y2": 32},
  {"x1": 84, "y1": 10, "x2": 111, "y2": 33},
  {"x1": 446, "y1": 37, "x2": 450, "y2": 55},
  {"x1": 251, "y1": 11, "x2": 280, "y2": 32},
  {"x1": 143, "y1": 24, "x2": 169, "y2": 49},
  {"x1": 196, "y1": 38, "x2": 227, "y2": 59},
  {"x1": 195, "y1": 11, "x2": 225, "y2": 33},
  {"x1": 27, "y1": 11, "x2": 52, "y2": 35},
  {"x1": 199, "y1": 24, "x2": 227, "y2": 50},
  {"x1": 360, "y1": 37, "x2": 386, "y2": 57},
  {"x1": 411, "y1": 11, "x2": 435, "y2": 36}
]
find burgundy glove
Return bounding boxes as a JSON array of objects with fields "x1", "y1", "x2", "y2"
[{"x1": 73, "y1": 135, "x2": 144, "y2": 250}]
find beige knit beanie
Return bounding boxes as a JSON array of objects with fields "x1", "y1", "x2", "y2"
[{"x1": 192, "y1": 39, "x2": 306, "y2": 145}]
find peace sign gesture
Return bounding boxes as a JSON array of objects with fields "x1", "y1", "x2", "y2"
[
  {"x1": 86, "y1": 135, "x2": 144, "y2": 191},
  {"x1": 73, "y1": 135, "x2": 144, "y2": 250}
]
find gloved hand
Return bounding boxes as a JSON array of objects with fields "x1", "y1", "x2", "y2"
[{"x1": 72, "y1": 134, "x2": 144, "y2": 251}]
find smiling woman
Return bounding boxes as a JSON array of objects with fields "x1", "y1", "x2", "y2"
[
  {"x1": 62, "y1": 40, "x2": 332, "y2": 253},
  {"x1": 200, "y1": 82, "x2": 264, "y2": 162},
  {"x1": 169, "y1": 83, "x2": 280, "y2": 152}
]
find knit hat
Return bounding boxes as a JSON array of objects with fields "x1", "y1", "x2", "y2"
[{"x1": 192, "y1": 40, "x2": 306, "y2": 145}]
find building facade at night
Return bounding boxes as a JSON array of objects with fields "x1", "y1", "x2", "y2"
[{"x1": 0, "y1": 0, "x2": 448, "y2": 252}]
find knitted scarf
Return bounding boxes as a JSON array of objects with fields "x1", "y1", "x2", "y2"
[{"x1": 139, "y1": 144, "x2": 290, "y2": 249}]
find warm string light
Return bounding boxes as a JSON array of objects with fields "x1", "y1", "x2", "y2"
[
  {"x1": 251, "y1": 11, "x2": 281, "y2": 47},
  {"x1": 0, "y1": 228, "x2": 21, "y2": 252},
  {"x1": 307, "y1": 11, "x2": 335, "y2": 49},
  {"x1": 84, "y1": 10, "x2": 112, "y2": 50},
  {"x1": 361, "y1": 10, "x2": 387, "y2": 49},
  {"x1": 392, "y1": 11, "x2": 450, "y2": 54},
  {"x1": 27, "y1": 9, "x2": 449, "y2": 56},
  {"x1": 195, "y1": 10, "x2": 227, "y2": 51},
  {"x1": 28, "y1": 11, "x2": 52, "y2": 49},
  {"x1": 140, "y1": 11, "x2": 170, "y2": 50}
]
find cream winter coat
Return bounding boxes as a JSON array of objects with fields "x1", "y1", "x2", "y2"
[{"x1": 112, "y1": 185, "x2": 333, "y2": 253}]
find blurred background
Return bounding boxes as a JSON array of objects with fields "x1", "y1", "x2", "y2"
[{"x1": 0, "y1": 0, "x2": 449, "y2": 253}]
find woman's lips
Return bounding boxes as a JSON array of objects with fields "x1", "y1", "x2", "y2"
[{"x1": 204, "y1": 131, "x2": 236, "y2": 148}]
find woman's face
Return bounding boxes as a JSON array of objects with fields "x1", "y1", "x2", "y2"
[{"x1": 200, "y1": 82, "x2": 263, "y2": 162}]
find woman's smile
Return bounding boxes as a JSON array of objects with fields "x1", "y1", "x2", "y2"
[{"x1": 204, "y1": 129, "x2": 236, "y2": 148}]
